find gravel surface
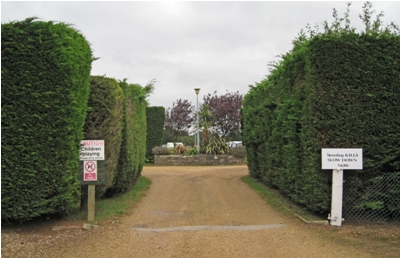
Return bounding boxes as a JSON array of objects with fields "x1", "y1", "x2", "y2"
[{"x1": 2, "y1": 166, "x2": 399, "y2": 257}]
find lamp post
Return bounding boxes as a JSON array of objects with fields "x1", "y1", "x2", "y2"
[{"x1": 194, "y1": 88, "x2": 200, "y2": 153}]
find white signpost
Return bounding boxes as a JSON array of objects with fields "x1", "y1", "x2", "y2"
[
  {"x1": 321, "y1": 148, "x2": 363, "y2": 226},
  {"x1": 80, "y1": 140, "x2": 105, "y2": 222}
]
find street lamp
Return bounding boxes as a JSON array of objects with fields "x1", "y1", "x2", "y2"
[{"x1": 194, "y1": 88, "x2": 200, "y2": 153}]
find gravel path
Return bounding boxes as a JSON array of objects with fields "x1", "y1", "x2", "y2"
[{"x1": 1, "y1": 166, "x2": 389, "y2": 257}]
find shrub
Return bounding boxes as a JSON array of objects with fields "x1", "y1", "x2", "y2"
[
  {"x1": 242, "y1": 3, "x2": 400, "y2": 213},
  {"x1": 186, "y1": 148, "x2": 198, "y2": 156},
  {"x1": 146, "y1": 106, "x2": 165, "y2": 163},
  {"x1": 174, "y1": 145, "x2": 188, "y2": 154},
  {"x1": 82, "y1": 76, "x2": 124, "y2": 198},
  {"x1": 106, "y1": 80, "x2": 149, "y2": 197},
  {"x1": 152, "y1": 146, "x2": 170, "y2": 155},
  {"x1": 202, "y1": 136, "x2": 230, "y2": 155},
  {"x1": 1, "y1": 17, "x2": 93, "y2": 221}
]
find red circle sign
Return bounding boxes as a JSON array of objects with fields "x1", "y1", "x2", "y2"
[{"x1": 85, "y1": 161, "x2": 96, "y2": 172}]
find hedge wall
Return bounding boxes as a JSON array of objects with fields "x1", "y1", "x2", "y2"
[
  {"x1": 105, "y1": 79, "x2": 147, "y2": 196},
  {"x1": 242, "y1": 32, "x2": 400, "y2": 214},
  {"x1": 1, "y1": 17, "x2": 93, "y2": 221},
  {"x1": 145, "y1": 106, "x2": 165, "y2": 163},
  {"x1": 302, "y1": 33, "x2": 400, "y2": 212},
  {"x1": 82, "y1": 76, "x2": 124, "y2": 198}
]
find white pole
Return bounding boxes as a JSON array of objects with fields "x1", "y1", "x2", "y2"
[
  {"x1": 330, "y1": 169, "x2": 344, "y2": 226},
  {"x1": 194, "y1": 88, "x2": 200, "y2": 153}
]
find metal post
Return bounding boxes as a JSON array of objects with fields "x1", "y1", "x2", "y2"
[{"x1": 194, "y1": 88, "x2": 200, "y2": 153}]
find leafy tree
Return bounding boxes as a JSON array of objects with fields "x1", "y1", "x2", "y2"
[
  {"x1": 203, "y1": 90, "x2": 243, "y2": 139},
  {"x1": 164, "y1": 99, "x2": 194, "y2": 141}
]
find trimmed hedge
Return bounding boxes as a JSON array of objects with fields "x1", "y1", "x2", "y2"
[
  {"x1": 1, "y1": 17, "x2": 93, "y2": 221},
  {"x1": 302, "y1": 33, "x2": 400, "y2": 212},
  {"x1": 82, "y1": 76, "x2": 124, "y2": 198},
  {"x1": 105, "y1": 80, "x2": 147, "y2": 196},
  {"x1": 242, "y1": 31, "x2": 400, "y2": 214},
  {"x1": 145, "y1": 106, "x2": 165, "y2": 163}
]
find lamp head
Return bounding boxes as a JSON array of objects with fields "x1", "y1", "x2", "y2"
[{"x1": 194, "y1": 88, "x2": 200, "y2": 95}]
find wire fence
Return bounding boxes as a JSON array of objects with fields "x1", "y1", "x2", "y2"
[{"x1": 343, "y1": 172, "x2": 400, "y2": 223}]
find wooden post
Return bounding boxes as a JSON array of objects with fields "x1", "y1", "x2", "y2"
[{"x1": 88, "y1": 184, "x2": 95, "y2": 222}]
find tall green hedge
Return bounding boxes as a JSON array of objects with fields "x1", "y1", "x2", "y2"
[
  {"x1": 243, "y1": 31, "x2": 400, "y2": 214},
  {"x1": 82, "y1": 76, "x2": 124, "y2": 198},
  {"x1": 105, "y1": 79, "x2": 148, "y2": 196},
  {"x1": 145, "y1": 106, "x2": 165, "y2": 163},
  {"x1": 301, "y1": 33, "x2": 400, "y2": 212},
  {"x1": 1, "y1": 17, "x2": 93, "y2": 221}
]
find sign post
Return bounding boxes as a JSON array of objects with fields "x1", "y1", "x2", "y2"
[
  {"x1": 80, "y1": 140, "x2": 105, "y2": 222},
  {"x1": 321, "y1": 148, "x2": 363, "y2": 226},
  {"x1": 330, "y1": 169, "x2": 344, "y2": 226}
]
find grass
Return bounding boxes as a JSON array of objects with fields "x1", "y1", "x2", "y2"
[
  {"x1": 241, "y1": 175, "x2": 327, "y2": 222},
  {"x1": 69, "y1": 176, "x2": 151, "y2": 223}
]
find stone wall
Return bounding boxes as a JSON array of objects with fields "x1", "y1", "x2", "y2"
[{"x1": 154, "y1": 155, "x2": 246, "y2": 166}]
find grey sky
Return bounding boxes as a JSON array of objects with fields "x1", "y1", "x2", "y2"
[{"x1": 2, "y1": 1, "x2": 399, "y2": 109}]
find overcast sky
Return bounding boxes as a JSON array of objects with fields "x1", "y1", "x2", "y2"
[{"x1": 2, "y1": 1, "x2": 400, "y2": 109}]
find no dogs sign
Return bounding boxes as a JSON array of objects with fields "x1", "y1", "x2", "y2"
[{"x1": 84, "y1": 161, "x2": 97, "y2": 181}]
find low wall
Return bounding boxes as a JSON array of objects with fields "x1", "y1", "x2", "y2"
[{"x1": 154, "y1": 155, "x2": 246, "y2": 166}]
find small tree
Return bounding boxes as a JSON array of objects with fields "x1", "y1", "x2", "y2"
[
  {"x1": 203, "y1": 90, "x2": 243, "y2": 139},
  {"x1": 164, "y1": 99, "x2": 194, "y2": 141}
]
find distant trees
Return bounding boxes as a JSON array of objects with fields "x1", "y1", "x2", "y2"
[
  {"x1": 164, "y1": 99, "x2": 195, "y2": 141},
  {"x1": 203, "y1": 91, "x2": 243, "y2": 138},
  {"x1": 164, "y1": 91, "x2": 243, "y2": 144}
]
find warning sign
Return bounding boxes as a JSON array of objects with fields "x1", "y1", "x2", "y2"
[
  {"x1": 80, "y1": 140, "x2": 105, "y2": 160},
  {"x1": 321, "y1": 148, "x2": 363, "y2": 170},
  {"x1": 84, "y1": 161, "x2": 97, "y2": 181}
]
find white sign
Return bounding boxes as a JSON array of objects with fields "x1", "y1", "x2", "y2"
[
  {"x1": 80, "y1": 140, "x2": 105, "y2": 160},
  {"x1": 84, "y1": 160, "x2": 97, "y2": 181},
  {"x1": 321, "y1": 148, "x2": 363, "y2": 170}
]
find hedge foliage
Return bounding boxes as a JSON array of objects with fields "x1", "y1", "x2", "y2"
[
  {"x1": 145, "y1": 106, "x2": 165, "y2": 163},
  {"x1": 1, "y1": 17, "x2": 94, "y2": 221},
  {"x1": 105, "y1": 80, "x2": 148, "y2": 196},
  {"x1": 242, "y1": 5, "x2": 400, "y2": 214},
  {"x1": 82, "y1": 76, "x2": 124, "y2": 198}
]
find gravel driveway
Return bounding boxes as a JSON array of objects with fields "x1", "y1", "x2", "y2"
[{"x1": 2, "y1": 166, "x2": 395, "y2": 257}]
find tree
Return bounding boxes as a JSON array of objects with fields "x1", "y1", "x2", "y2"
[
  {"x1": 198, "y1": 103, "x2": 213, "y2": 146},
  {"x1": 203, "y1": 90, "x2": 243, "y2": 139},
  {"x1": 164, "y1": 99, "x2": 194, "y2": 141}
]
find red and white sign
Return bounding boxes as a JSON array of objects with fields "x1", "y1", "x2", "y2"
[{"x1": 84, "y1": 160, "x2": 97, "y2": 181}]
